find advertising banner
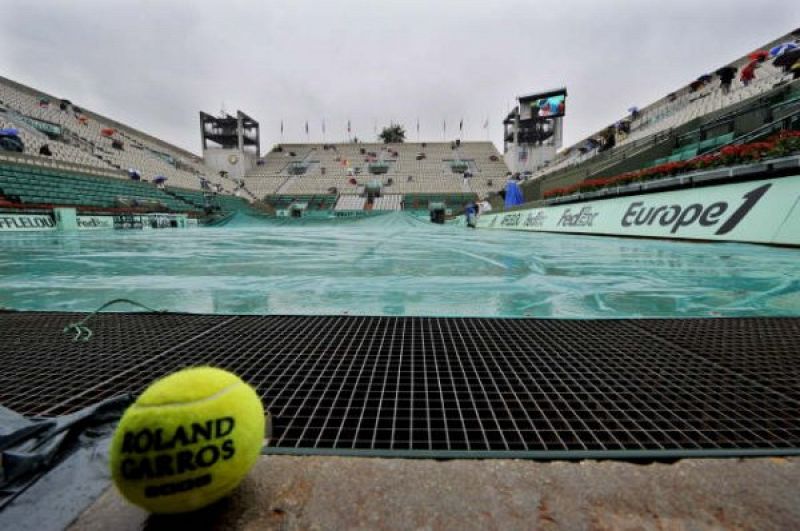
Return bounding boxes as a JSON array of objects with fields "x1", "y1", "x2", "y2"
[
  {"x1": 477, "y1": 176, "x2": 800, "y2": 246},
  {"x1": 76, "y1": 215, "x2": 114, "y2": 230},
  {"x1": 0, "y1": 213, "x2": 56, "y2": 231}
]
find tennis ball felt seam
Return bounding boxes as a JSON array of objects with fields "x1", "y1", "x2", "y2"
[{"x1": 133, "y1": 382, "x2": 241, "y2": 409}]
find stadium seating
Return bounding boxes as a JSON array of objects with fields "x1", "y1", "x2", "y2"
[
  {"x1": 0, "y1": 161, "x2": 198, "y2": 212},
  {"x1": 334, "y1": 194, "x2": 366, "y2": 211},
  {"x1": 0, "y1": 77, "x2": 508, "y2": 214},
  {"x1": 263, "y1": 195, "x2": 337, "y2": 211},
  {"x1": 246, "y1": 141, "x2": 508, "y2": 201},
  {"x1": 0, "y1": 76, "x2": 227, "y2": 192},
  {"x1": 514, "y1": 30, "x2": 800, "y2": 204},
  {"x1": 528, "y1": 31, "x2": 800, "y2": 183},
  {"x1": 372, "y1": 194, "x2": 403, "y2": 211}
]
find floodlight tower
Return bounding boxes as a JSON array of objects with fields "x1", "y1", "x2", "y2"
[
  {"x1": 503, "y1": 88, "x2": 567, "y2": 175},
  {"x1": 200, "y1": 110, "x2": 260, "y2": 179}
]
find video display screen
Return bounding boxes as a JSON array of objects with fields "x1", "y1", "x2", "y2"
[{"x1": 531, "y1": 93, "x2": 566, "y2": 118}]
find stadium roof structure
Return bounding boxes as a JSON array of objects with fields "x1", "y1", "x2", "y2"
[{"x1": 200, "y1": 110, "x2": 260, "y2": 149}]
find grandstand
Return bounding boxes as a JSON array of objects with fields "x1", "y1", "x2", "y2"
[
  {"x1": 0, "y1": 75, "x2": 262, "y2": 221},
  {"x1": 0, "y1": 76, "x2": 232, "y2": 192},
  {"x1": 506, "y1": 29, "x2": 800, "y2": 205},
  {"x1": 245, "y1": 141, "x2": 508, "y2": 215},
  {"x1": 0, "y1": 71, "x2": 508, "y2": 221}
]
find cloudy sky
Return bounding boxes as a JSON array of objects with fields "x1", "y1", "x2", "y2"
[{"x1": 2, "y1": 1, "x2": 798, "y2": 154}]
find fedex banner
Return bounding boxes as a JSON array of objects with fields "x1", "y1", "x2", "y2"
[
  {"x1": 477, "y1": 175, "x2": 800, "y2": 246},
  {"x1": 0, "y1": 214, "x2": 117, "y2": 232},
  {"x1": 77, "y1": 215, "x2": 115, "y2": 230}
]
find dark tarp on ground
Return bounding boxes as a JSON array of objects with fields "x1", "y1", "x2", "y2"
[{"x1": 0, "y1": 396, "x2": 131, "y2": 530}]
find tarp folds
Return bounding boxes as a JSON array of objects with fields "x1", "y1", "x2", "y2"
[{"x1": 0, "y1": 395, "x2": 131, "y2": 510}]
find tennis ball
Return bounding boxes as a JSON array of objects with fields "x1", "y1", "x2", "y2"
[{"x1": 109, "y1": 366, "x2": 265, "y2": 514}]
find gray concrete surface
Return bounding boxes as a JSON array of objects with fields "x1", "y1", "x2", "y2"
[{"x1": 70, "y1": 456, "x2": 800, "y2": 530}]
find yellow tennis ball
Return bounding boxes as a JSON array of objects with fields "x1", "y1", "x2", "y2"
[{"x1": 109, "y1": 366, "x2": 265, "y2": 514}]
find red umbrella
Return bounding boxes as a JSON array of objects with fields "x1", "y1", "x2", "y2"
[{"x1": 748, "y1": 50, "x2": 769, "y2": 61}]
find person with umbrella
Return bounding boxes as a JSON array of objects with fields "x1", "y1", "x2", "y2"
[
  {"x1": 770, "y1": 42, "x2": 797, "y2": 58},
  {"x1": 715, "y1": 65, "x2": 738, "y2": 94},
  {"x1": 740, "y1": 60, "x2": 759, "y2": 86},
  {"x1": 791, "y1": 59, "x2": 800, "y2": 80},
  {"x1": 774, "y1": 47, "x2": 800, "y2": 75}
]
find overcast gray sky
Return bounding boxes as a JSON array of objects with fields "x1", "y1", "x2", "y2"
[{"x1": 2, "y1": 1, "x2": 798, "y2": 154}]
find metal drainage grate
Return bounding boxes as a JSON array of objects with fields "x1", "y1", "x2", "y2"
[{"x1": 1, "y1": 312, "x2": 799, "y2": 458}]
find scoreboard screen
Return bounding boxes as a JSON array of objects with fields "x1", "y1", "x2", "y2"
[{"x1": 520, "y1": 88, "x2": 567, "y2": 120}]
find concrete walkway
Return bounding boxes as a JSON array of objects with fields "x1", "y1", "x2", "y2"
[{"x1": 71, "y1": 456, "x2": 800, "y2": 530}]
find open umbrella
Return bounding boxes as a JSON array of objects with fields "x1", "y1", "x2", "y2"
[
  {"x1": 770, "y1": 42, "x2": 797, "y2": 57},
  {"x1": 696, "y1": 74, "x2": 713, "y2": 83},
  {"x1": 128, "y1": 169, "x2": 141, "y2": 181},
  {"x1": 715, "y1": 65, "x2": 737, "y2": 77},
  {"x1": 748, "y1": 50, "x2": 769, "y2": 61},
  {"x1": 153, "y1": 176, "x2": 167, "y2": 184},
  {"x1": 774, "y1": 47, "x2": 800, "y2": 68}
]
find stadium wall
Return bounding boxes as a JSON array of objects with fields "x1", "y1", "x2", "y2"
[{"x1": 476, "y1": 175, "x2": 800, "y2": 246}]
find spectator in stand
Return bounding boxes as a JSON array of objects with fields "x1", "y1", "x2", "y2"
[
  {"x1": 741, "y1": 60, "x2": 759, "y2": 86},
  {"x1": 716, "y1": 66, "x2": 738, "y2": 94},
  {"x1": 599, "y1": 126, "x2": 616, "y2": 152},
  {"x1": 616, "y1": 120, "x2": 631, "y2": 141}
]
